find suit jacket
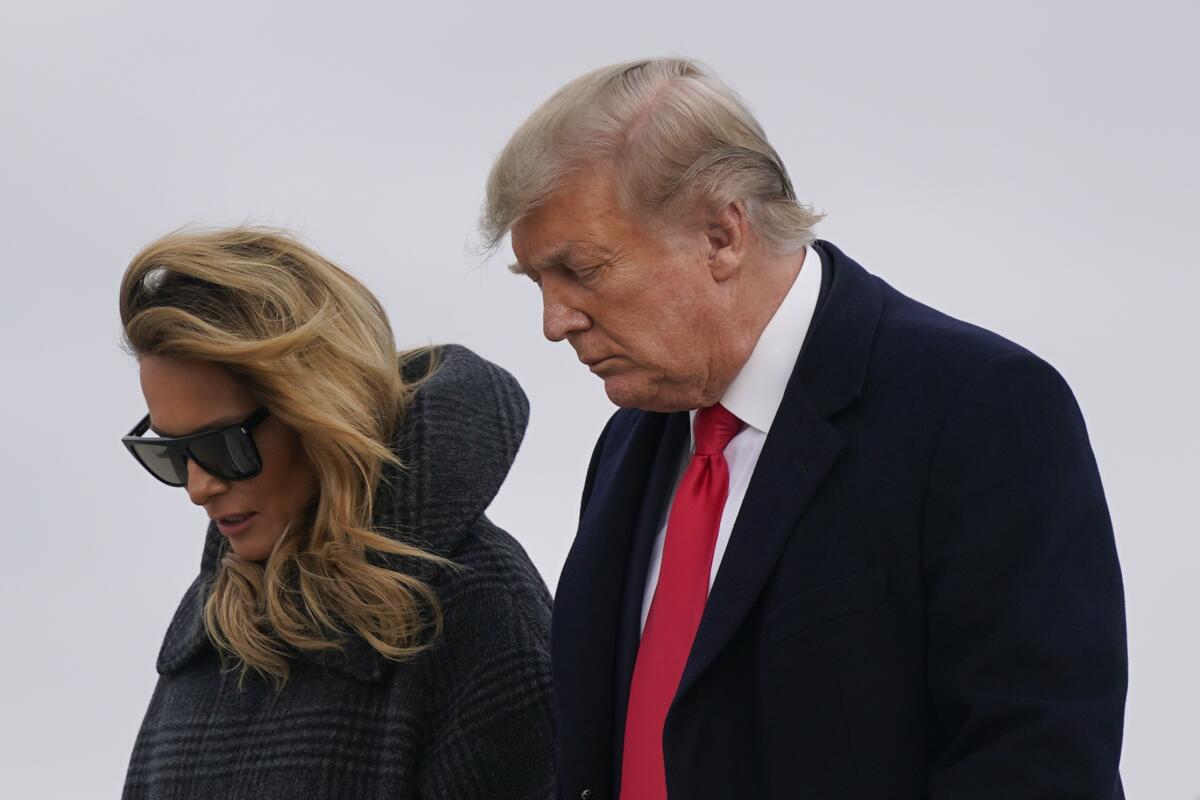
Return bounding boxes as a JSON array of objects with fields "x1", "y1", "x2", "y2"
[{"x1": 551, "y1": 242, "x2": 1127, "y2": 800}]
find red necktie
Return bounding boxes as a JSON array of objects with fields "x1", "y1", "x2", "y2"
[{"x1": 620, "y1": 403, "x2": 745, "y2": 800}]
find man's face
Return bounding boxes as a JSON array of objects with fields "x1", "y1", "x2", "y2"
[{"x1": 510, "y1": 164, "x2": 728, "y2": 412}]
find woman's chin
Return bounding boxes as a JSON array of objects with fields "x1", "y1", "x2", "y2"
[{"x1": 228, "y1": 535, "x2": 275, "y2": 562}]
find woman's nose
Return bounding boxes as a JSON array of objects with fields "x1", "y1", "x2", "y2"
[{"x1": 185, "y1": 458, "x2": 229, "y2": 505}]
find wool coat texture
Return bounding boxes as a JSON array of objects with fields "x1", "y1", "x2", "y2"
[{"x1": 123, "y1": 345, "x2": 556, "y2": 800}]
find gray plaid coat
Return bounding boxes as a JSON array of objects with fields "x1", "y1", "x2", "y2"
[{"x1": 123, "y1": 345, "x2": 555, "y2": 799}]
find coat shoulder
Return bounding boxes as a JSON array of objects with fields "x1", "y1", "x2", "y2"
[
  {"x1": 875, "y1": 279, "x2": 1036, "y2": 376},
  {"x1": 868, "y1": 278, "x2": 1074, "y2": 409},
  {"x1": 439, "y1": 517, "x2": 553, "y2": 616},
  {"x1": 413, "y1": 518, "x2": 557, "y2": 798},
  {"x1": 426, "y1": 516, "x2": 553, "y2": 677}
]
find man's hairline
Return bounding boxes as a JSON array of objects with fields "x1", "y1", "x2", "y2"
[{"x1": 502, "y1": 164, "x2": 722, "y2": 277}]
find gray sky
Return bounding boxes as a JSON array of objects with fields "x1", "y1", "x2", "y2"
[{"x1": 2, "y1": 0, "x2": 1196, "y2": 796}]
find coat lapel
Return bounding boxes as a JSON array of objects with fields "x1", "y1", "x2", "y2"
[
  {"x1": 551, "y1": 411, "x2": 671, "y2": 795},
  {"x1": 675, "y1": 240, "x2": 883, "y2": 701},
  {"x1": 611, "y1": 411, "x2": 690, "y2": 785},
  {"x1": 677, "y1": 387, "x2": 843, "y2": 698}
]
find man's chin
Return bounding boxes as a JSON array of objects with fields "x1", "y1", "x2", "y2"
[
  {"x1": 601, "y1": 375, "x2": 650, "y2": 409},
  {"x1": 602, "y1": 375, "x2": 690, "y2": 413}
]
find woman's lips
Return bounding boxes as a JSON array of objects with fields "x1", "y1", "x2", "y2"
[{"x1": 216, "y1": 512, "x2": 257, "y2": 537}]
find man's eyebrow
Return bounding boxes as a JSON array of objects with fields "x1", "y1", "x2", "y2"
[
  {"x1": 149, "y1": 414, "x2": 246, "y2": 438},
  {"x1": 509, "y1": 244, "x2": 610, "y2": 276},
  {"x1": 510, "y1": 245, "x2": 570, "y2": 276}
]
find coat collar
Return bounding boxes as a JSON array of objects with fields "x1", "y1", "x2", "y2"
[
  {"x1": 155, "y1": 344, "x2": 530, "y2": 683},
  {"x1": 551, "y1": 410, "x2": 672, "y2": 796},
  {"x1": 797, "y1": 240, "x2": 881, "y2": 417}
]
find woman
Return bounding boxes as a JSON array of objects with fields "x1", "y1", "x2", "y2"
[{"x1": 117, "y1": 227, "x2": 555, "y2": 799}]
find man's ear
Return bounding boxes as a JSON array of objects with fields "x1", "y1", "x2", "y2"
[{"x1": 706, "y1": 201, "x2": 748, "y2": 282}]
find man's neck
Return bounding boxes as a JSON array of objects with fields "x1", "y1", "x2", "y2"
[
  {"x1": 698, "y1": 246, "x2": 807, "y2": 408},
  {"x1": 731, "y1": 246, "x2": 807, "y2": 370}
]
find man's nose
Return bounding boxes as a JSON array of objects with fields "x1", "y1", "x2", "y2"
[
  {"x1": 185, "y1": 458, "x2": 229, "y2": 506},
  {"x1": 541, "y1": 279, "x2": 590, "y2": 342}
]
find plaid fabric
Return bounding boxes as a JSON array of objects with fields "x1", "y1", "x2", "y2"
[{"x1": 123, "y1": 345, "x2": 555, "y2": 799}]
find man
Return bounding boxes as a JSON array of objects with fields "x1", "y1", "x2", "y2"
[{"x1": 483, "y1": 58, "x2": 1127, "y2": 799}]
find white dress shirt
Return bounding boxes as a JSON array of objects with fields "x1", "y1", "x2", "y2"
[{"x1": 639, "y1": 245, "x2": 824, "y2": 633}]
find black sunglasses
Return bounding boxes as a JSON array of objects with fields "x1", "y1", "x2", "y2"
[{"x1": 122, "y1": 407, "x2": 270, "y2": 487}]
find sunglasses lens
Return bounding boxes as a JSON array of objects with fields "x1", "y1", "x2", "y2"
[
  {"x1": 188, "y1": 428, "x2": 261, "y2": 480},
  {"x1": 131, "y1": 442, "x2": 188, "y2": 486}
]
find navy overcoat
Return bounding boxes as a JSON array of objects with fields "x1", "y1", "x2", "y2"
[{"x1": 552, "y1": 242, "x2": 1127, "y2": 799}]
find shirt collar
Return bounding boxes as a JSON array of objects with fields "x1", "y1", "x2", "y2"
[{"x1": 709, "y1": 244, "x2": 823, "y2": 434}]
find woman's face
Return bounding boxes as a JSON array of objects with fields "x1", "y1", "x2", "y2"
[{"x1": 138, "y1": 355, "x2": 319, "y2": 561}]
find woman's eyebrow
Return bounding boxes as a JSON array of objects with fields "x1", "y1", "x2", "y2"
[{"x1": 149, "y1": 414, "x2": 246, "y2": 438}]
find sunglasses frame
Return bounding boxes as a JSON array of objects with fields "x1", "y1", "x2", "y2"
[{"x1": 122, "y1": 407, "x2": 271, "y2": 487}]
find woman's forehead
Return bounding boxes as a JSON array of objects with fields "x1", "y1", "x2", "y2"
[{"x1": 139, "y1": 355, "x2": 254, "y2": 436}]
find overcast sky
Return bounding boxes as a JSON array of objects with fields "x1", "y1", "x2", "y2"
[{"x1": 1, "y1": 1, "x2": 1196, "y2": 796}]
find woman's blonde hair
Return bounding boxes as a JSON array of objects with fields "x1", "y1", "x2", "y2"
[
  {"x1": 482, "y1": 56, "x2": 823, "y2": 254},
  {"x1": 120, "y1": 226, "x2": 444, "y2": 689}
]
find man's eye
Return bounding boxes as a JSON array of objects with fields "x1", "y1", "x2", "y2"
[{"x1": 577, "y1": 265, "x2": 603, "y2": 281}]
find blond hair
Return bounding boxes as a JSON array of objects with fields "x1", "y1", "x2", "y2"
[
  {"x1": 120, "y1": 226, "x2": 445, "y2": 689},
  {"x1": 482, "y1": 56, "x2": 823, "y2": 253}
]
